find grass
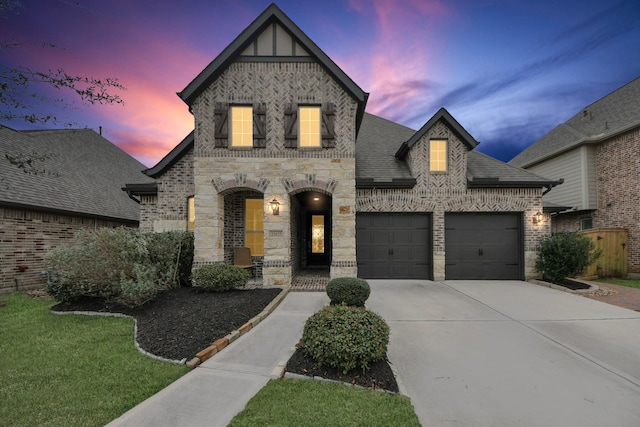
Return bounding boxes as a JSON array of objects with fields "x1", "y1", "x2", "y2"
[
  {"x1": 228, "y1": 378, "x2": 421, "y2": 427},
  {"x1": 0, "y1": 293, "x2": 188, "y2": 427},
  {"x1": 595, "y1": 278, "x2": 640, "y2": 289}
]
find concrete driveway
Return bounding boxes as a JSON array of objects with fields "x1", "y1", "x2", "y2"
[{"x1": 367, "y1": 280, "x2": 640, "y2": 427}]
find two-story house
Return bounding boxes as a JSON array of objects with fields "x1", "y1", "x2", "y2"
[
  {"x1": 511, "y1": 77, "x2": 640, "y2": 277},
  {"x1": 125, "y1": 4, "x2": 560, "y2": 286}
]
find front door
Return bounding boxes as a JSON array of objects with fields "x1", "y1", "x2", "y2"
[{"x1": 307, "y1": 213, "x2": 330, "y2": 266}]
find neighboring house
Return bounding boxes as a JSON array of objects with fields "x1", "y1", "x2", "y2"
[
  {"x1": 510, "y1": 77, "x2": 640, "y2": 277},
  {"x1": 125, "y1": 4, "x2": 560, "y2": 285},
  {"x1": 0, "y1": 126, "x2": 154, "y2": 292}
]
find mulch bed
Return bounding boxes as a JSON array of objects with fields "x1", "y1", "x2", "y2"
[
  {"x1": 285, "y1": 346, "x2": 399, "y2": 393},
  {"x1": 50, "y1": 286, "x2": 400, "y2": 392},
  {"x1": 51, "y1": 287, "x2": 282, "y2": 361}
]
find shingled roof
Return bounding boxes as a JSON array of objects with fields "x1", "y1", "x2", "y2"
[
  {"x1": 356, "y1": 111, "x2": 558, "y2": 189},
  {"x1": 0, "y1": 126, "x2": 153, "y2": 222},
  {"x1": 510, "y1": 76, "x2": 640, "y2": 168}
]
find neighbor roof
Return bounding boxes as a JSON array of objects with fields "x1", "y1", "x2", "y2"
[
  {"x1": 511, "y1": 76, "x2": 640, "y2": 168},
  {"x1": 0, "y1": 126, "x2": 153, "y2": 222},
  {"x1": 178, "y1": 3, "x2": 369, "y2": 134}
]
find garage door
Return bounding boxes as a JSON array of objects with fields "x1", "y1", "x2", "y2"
[
  {"x1": 445, "y1": 213, "x2": 523, "y2": 280},
  {"x1": 356, "y1": 213, "x2": 432, "y2": 279}
]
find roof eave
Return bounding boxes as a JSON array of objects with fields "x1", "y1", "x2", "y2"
[
  {"x1": 143, "y1": 131, "x2": 194, "y2": 178},
  {"x1": 467, "y1": 179, "x2": 564, "y2": 188},
  {"x1": 356, "y1": 177, "x2": 417, "y2": 189},
  {"x1": 0, "y1": 200, "x2": 139, "y2": 224},
  {"x1": 518, "y1": 119, "x2": 640, "y2": 168}
]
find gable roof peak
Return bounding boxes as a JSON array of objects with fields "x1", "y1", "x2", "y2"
[
  {"x1": 395, "y1": 107, "x2": 479, "y2": 159},
  {"x1": 178, "y1": 4, "x2": 367, "y2": 104}
]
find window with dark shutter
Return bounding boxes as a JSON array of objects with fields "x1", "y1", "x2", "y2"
[
  {"x1": 321, "y1": 103, "x2": 336, "y2": 148},
  {"x1": 253, "y1": 103, "x2": 266, "y2": 148},
  {"x1": 284, "y1": 102, "x2": 298, "y2": 148},
  {"x1": 214, "y1": 102, "x2": 229, "y2": 148}
]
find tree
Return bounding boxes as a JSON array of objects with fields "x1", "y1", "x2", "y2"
[
  {"x1": 1, "y1": 0, "x2": 125, "y2": 178},
  {"x1": 0, "y1": 1, "x2": 125, "y2": 126}
]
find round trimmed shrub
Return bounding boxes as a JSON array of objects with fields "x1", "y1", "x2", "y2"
[
  {"x1": 192, "y1": 264, "x2": 250, "y2": 292},
  {"x1": 326, "y1": 277, "x2": 370, "y2": 306},
  {"x1": 301, "y1": 304, "x2": 389, "y2": 373}
]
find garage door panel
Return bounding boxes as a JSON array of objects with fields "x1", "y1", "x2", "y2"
[
  {"x1": 357, "y1": 213, "x2": 432, "y2": 279},
  {"x1": 445, "y1": 213, "x2": 523, "y2": 280}
]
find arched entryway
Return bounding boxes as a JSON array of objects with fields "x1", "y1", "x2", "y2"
[
  {"x1": 222, "y1": 189, "x2": 264, "y2": 278},
  {"x1": 290, "y1": 191, "x2": 332, "y2": 276}
]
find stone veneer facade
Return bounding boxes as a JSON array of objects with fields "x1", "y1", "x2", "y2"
[
  {"x1": 552, "y1": 127, "x2": 640, "y2": 275},
  {"x1": 0, "y1": 207, "x2": 132, "y2": 293},
  {"x1": 191, "y1": 62, "x2": 358, "y2": 286},
  {"x1": 357, "y1": 121, "x2": 548, "y2": 281}
]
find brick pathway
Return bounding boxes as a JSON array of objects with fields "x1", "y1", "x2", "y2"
[
  {"x1": 291, "y1": 268, "x2": 330, "y2": 292},
  {"x1": 582, "y1": 280, "x2": 640, "y2": 312}
]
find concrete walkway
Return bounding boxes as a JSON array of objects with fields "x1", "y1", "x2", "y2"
[
  {"x1": 367, "y1": 280, "x2": 640, "y2": 427},
  {"x1": 106, "y1": 291, "x2": 328, "y2": 427}
]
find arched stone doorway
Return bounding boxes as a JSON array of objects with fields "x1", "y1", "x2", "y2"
[{"x1": 289, "y1": 190, "x2": 332, "y2": 276}]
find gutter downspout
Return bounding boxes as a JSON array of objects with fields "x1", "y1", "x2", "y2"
[{"x1": 543, "y1": 178, "x2": 564, "y2": 196}]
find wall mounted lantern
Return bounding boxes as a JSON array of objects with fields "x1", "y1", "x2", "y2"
[
  {"x1": 269, "y1": 198, "x2": 280, "y2": 216},
  {"x1": 532, "y1": 211, "x2": 543, "y2": 224}
]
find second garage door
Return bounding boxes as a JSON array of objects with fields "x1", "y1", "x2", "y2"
[
  {"x1": 445, "y1": 213, "x2": 523, "y2": 280},
  {"x1": 356, "y1": 213, "x2": 432, "y2": 279}
]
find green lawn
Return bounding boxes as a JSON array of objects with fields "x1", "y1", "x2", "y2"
[
  {"x1": 0, "y1": 293, "x2": 188, "y2": 427},
  {"x1": 1, "y1": 292, "x2": 422, "y2": 427},
  {"x1": 596, "y1": 278, "x2": 640, "y2": 289},
  {"x1": 229, "y1": 378, "x2": 421, "y2": 427}
]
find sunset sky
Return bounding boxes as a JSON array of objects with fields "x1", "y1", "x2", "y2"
[{"x1": 2, "y1": 0, "x2": 639, "y2": 166}]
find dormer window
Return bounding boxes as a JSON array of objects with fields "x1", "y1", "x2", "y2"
[
  {"x1": 430, "y1": 139, "x2": 447, "y2": 172},
  {"x1": 231, "y1": 106, "x2": 253, "y2": 147}
]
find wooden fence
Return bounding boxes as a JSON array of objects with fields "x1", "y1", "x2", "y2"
[{"x1": 579, "y1": 228, "x2": 628, "y2": 279}]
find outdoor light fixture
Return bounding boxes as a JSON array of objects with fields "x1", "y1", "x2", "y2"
[
  {"x1": 269, "y1": 198, "x2": 280, "y2": 216},
  {"x1": 533, "y1": 211, "x2": 543, "y2": 224}
]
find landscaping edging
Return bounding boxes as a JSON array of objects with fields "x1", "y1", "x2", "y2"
[
  {"x1": 187, "y1": 286, "x2": 290, "y2": 368},
  {"x1": 51, "y1": 286, "x2": 290, "y2": 367},
  {"x1": 529, "y1": 278, "x2": 598, "y2": 294}
]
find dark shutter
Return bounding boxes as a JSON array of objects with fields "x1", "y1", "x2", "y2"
[
  {"x1": 214, "y1": 102, "x2": 229, "y2": 148},
  {"x1": 253, "y1": 103, "x2": 266, "y2": 148},
  {"x1": 321, "y1": 103, "x2": 336, "y2": 148},
  {"x1": 284, "y1": 102, "x2": 298, "y2": 148}
]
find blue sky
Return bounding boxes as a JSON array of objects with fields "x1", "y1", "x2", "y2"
[{"x1": 2, "y1": 0, "x2": 639, "y2": 165}]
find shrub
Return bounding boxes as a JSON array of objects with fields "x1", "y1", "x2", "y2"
[
  {"x1": 147, "y1": 231, "x2": 194, "y2": 288},
  {"x1": 45, "y1": 228, "x2": 195, "y2": 306},
  {"x1": 536, "y1": 231, "x2": 603, "y2": 284},
  {"x1": 115, "y1": 264, "x2": 158, "y2": 307},
  {"x1": 301, "y1": 304, "x2": 389, "y2": 374},
  {"x1": 326, "y1": 277, "x2": 370, "y2": 306},
  {"x1": 192, "y1": 264, "x2": 250, "y2": 292}
]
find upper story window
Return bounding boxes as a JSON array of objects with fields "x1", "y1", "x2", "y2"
[
  {"x1": 214, "y1": 102, "x2": 266, "y2": 148},
  {"x1": 231, "y1": 106, "x2": 253, "y2": 147},
  {"x1": 285, "y1": 103, "x2": 335, "y2": 148},
  {"x1": 187, "y1": 196, "x2": 195, "y2": 231},
  {"x1": 430, "y1": 139, "x2": 447, "y2": 172},
  {"x1": 299, "y1": 106, "x2": 321, "y2": 147}
]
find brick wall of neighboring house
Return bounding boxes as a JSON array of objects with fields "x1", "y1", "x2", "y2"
[
  {"x1": 0, "y1": 207, "x2": 132, "y2": 293},
  {"x1": 594, "y1": 127, "x2": 640, "y2": 274},
  {"x1": 356, "y1": 119, "x2": 548, "y2": 281}
]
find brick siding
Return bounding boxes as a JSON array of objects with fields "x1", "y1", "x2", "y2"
[{"x1": 0, "y1": 207, "x2": 133, "y2": 293}]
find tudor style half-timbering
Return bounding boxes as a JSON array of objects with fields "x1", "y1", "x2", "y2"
[{"x1": 126, "y1": 4, "x2": 560, "y2": 284}]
